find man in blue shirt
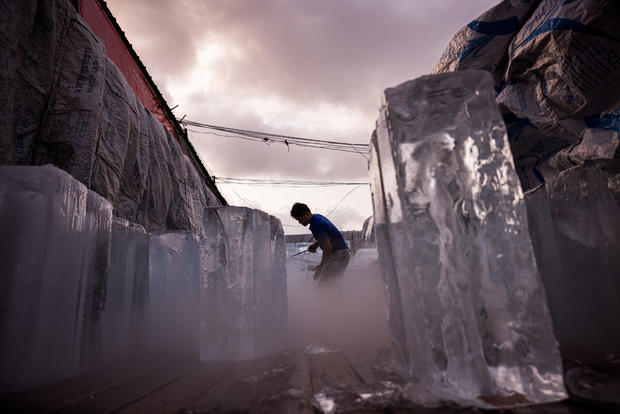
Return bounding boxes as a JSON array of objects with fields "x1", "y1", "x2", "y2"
[{"x1": 290, "y1": 202, "x2": 350, "y2": 283}]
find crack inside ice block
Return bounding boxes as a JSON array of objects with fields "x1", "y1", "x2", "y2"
[{"x1": 369, "y1": 70, "x2": 566, "y2": 408}]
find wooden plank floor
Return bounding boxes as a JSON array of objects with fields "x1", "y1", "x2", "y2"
[{"x1": 0, "y1": 347, "x2": 605, "y2": 413}]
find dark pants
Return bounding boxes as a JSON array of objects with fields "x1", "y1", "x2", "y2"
[{"x1": 318, "y1": 248, "x2": 350, "y2": 284}]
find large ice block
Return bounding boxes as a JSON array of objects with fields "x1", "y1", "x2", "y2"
[
  {"x1": 148, "y1": 231, "x2": 201, "y2": 354},
  {"x1": 270, "y1": 215, "x2": 288, "y2": 351},
  {"x1": 0, "y1": 165, "x2": 112, "y2": 392},
  {"x1": 200, "y1": 207, "x2": 287, "y2": 360},
  {"x1": 369, "y1": 71, "x2": 566, "y2": 407},
  {"x1": 100, "y1": 218, "x2": 149, "y2": 361},
  {"x1": 74, "y1": 189, "x2": 113, "y2": 371},
  {"x1": 525, "y1": 160, "x2": 620, "y2": 359}
]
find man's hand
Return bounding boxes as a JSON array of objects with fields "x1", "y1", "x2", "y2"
[
  {"x1": 313, "y1": 269, "x2": 321, "y2": 280},
  {"x1": 310, "y1": 264, "x2": 322, "y2": 280},
  {"x1": 308, "y1": 242, "x2": 319, "y2": 253}
]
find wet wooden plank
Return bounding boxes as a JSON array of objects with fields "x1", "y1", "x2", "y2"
[
  {"x1": 56, "y1": 357, "x2": 198, "y2": 413},
  {"x1": 112, "y1": 360, "x2": 234, "y2": 413},
  {"x1": 3, "y1": 346, "x2": 600, "y2": 414},
  {"x1": 247, "y1": 350, "x2": 315, "y2": 414},
  {"x1": 1, "y1": 353, "x2": 173, "y2": 413},
  {"x1": 180, "y1": 351, "x2": 295, "y2": 413},
  {"x1": 309, "y1": 350, "x2": 365, "y2": 392},
  {"x1": 340, "y1": 346, "x2": 400, "y2": 384}
]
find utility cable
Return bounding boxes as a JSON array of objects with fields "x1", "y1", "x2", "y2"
[
  {"x1": 325, "y1": 185, "x2": 364, "y2": 217},
  {"x1": 183, "y1": 119, "x2": 369, "y2": 156},
  {"x1": 215, "y1": 177, "x2": 369, "y2": 187},
  {"x1": 226, "y1": 184, "x2": 256, "y2": 208},
  {"x1": 188, "y1": 127, "x2": 367, "y2": 154}
]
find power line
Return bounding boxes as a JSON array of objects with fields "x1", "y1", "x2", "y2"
[
  {"x1": 183, "y1": 119, "x2": 369, "y2": 148},
  {"x1": 326, "y1": 185, "x2": 365, "y2": 217},
  {"x1": 226, "y1": 183, "x2": 256, "y2": 208},
  {"x1": 182, "y1": 119, "x2": 370, "y2": 157},
  {"x1": 187, "y1": 127, "x2": 368, "y2": 156},
  {"x1": 215, "y1": 177, "x2": 369, "y2": 187}
]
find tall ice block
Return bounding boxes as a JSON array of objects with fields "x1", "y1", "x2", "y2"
[
  {"x1": 0, "y1": 165, "x2": 112, "y2": 392},
  {"x1": 200, "y1": 207, "x2": 287, "y2": 360},
  {"x1": 149, "y1": 231, "x2": 201, "y2": 354},
  {"x1": 101, "y1": 218, "x2": 149, "y2": 361},
  {"x1": 369, "y1": 70, "x2": 566, "y2": 407},
  {"x1": 525, "y1": 160, "x2": 620, "y2": 359}
]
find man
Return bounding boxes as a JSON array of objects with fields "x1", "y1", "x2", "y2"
[{"x1": 290, "y1": 202, "x2": 350, "y2": 283}]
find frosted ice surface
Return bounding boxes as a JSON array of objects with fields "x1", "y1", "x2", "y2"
[
  {"x1": 200, "y1": 207, "x2": 255, "y2": 360},
  {"x1": 0, "y1": 165, "x2": 112, "y2": 392},
  {"x1": 73, "y1": 189, "x2": 113, "y2": 372},
  {"x1": 348, "y1": 248, "x2": 379, "y2": 272},
  {"x1": 148, "y1": 231, "x2": 201, "y2": 353},
  {"x1": 315, "y1": 392, "x2": 337, "y2": 414},
  {"x1": 200, "y1": 207, "x2": 287, "y2": 360},
  {"x1": 304, "y1": 340, "x2": 339, "y2": 355},
  {"x1": 369, "y1": 71, "x2": 566, "y2": 407},
  {"x1": 361, "y1": 216, "x2": 375, "y2": 245},
  {"x1": 270, "y1": 216, "x2": 288, "y2": 351},
  {"x1": 0, "y1": 165, "x2": 210, "y2": 391},
  {"x1": 251, "y1": 209, "x2": 274, "y2": 358},
  {"x1": 101, "y1": 218, "x2": 149, "y2": 361}
]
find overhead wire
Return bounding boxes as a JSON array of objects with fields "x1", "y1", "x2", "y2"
[
  {"x1": 183, "y1": 121, "x2": 370, "y2": 217},
  {"x1": 226, "y1": 184, "x2": 256, "y2": 208},
  {"x1": 182, "y1": 119, "x2": 370, "y2": 157},
  {"x1": 184, "y1": 139, "x2": 254, "y2": 207},
  {"x1": 325, "y1": 185, "x2": 365, "y2": 217},
  {"x1": 215, "y1": 177, "x2": 369, "y2": 187},
  {"x1": 186, "y1": 130, "x2": 216, "y2": 177}
]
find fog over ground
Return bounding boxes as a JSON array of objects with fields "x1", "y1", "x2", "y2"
[
  {"x1": 106, "y1": 0, "x2": 499, "y2": 233},
  {"x1": 286, "y1": 249, "x2": 388, "y2": 349}
]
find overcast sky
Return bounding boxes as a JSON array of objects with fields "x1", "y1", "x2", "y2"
[{"x1": 105, "y1": 0, "x2": 499, "y2": 234}]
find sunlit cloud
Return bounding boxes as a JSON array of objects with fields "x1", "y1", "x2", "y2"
[{"x1": 105, "y1": 0, "x2": 499, "y2": 233}]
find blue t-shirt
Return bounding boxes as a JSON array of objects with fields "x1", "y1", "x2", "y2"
[{"x1": 309, "y1": 214, "x2": 348, "y2": 251}]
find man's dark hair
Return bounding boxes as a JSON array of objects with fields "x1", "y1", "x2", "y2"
[{"x1": 290, "y1": 202, "x2": 311, "y2": 218}]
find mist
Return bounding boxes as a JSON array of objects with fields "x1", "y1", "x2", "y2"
[{"x1": 286, "y1": 249, "x2": 388, "y2": 350}]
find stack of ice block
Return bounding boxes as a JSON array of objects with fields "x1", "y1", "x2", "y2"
[
  {"x1": 0, "y1": 165, "x2": 204, "y2": 392},
  {"x1": 75, "y1": 190, "x2": 114, "y2": 371},
  {"x1": 525, "y1": 160, "x2": 620, "y2": 359},
  {"x1": 0, "y1": 166, "x2": 112, "y2": 391},
  {"x1": 369, "y1": 71, "x2": 566, "y2": 407},
  {"x1": 100, "y1": 218, "x2": 149, "y2": 360},
  {"x1": 148, "y1": 231, "x2": 201, "y2": 354},
  {"x1": 200, "y1": 207, "x2": 287, "y2": 360},
  {"x1": 270, "y1": 215, "x2": 288, "y2": 351}
]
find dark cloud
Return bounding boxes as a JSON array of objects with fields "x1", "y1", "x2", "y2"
[
  {"x1": 183, "y1": 0, "x2": 486, "y2": 106},
  {"x1": 107, "y1": 0, "x2": 498, "y2": 112},
  {"x1": 106, "y1": 0, "x2": 200, "y2": 81}
]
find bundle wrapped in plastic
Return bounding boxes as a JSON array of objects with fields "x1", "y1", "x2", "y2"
[{"x1": 434, "y1": 0, "x2": 620, "y2": 191}]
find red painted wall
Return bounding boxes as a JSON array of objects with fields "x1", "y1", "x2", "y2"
[{"x1": 77, "y1": 0, "x2": 177, "y2": 139}]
